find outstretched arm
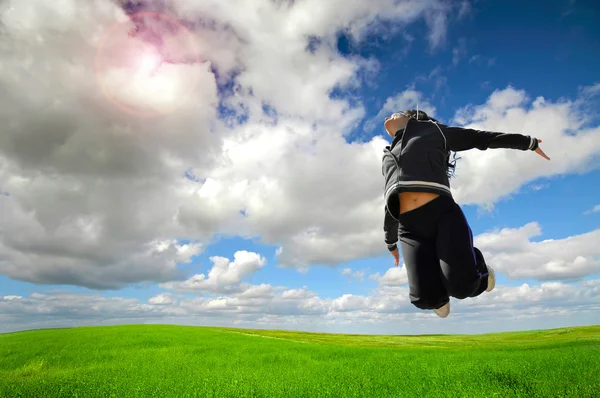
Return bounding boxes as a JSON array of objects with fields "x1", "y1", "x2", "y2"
[{"x1": 440, "y1": 124, "x2": 537, "y2": 152}]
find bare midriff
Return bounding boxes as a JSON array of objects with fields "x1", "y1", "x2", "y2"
[{"x1": 399, "y1": 191, "x2": 440, "y2": 214}]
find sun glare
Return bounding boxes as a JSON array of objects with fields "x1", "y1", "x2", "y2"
[
  {"x1": 139, "y1": 53, "x2": 160, "y2": 74},
  {"x1": 95, "y1": 12, "x2": 202, "y2": 118}
]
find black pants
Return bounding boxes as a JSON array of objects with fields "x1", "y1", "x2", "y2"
[{"x1": 398, "y1": 195, "x2": 489, "y2": 310}]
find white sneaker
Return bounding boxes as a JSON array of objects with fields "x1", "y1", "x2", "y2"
[
  {"x1": 433, "y1": 302, "x2": 450, "y2": 318},
  {"x1": 486, "y1": 265, "x2": 496, "y2": 292}
]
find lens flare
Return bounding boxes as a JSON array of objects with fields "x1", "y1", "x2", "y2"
[
  {"x1": 139, "y1": 53, "x2": 160, "y2": 74},
  {"x1": 95, "y1": 12, "x2": 202, "y2": 118}
]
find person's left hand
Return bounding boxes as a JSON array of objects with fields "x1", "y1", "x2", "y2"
[
  {"x1": 391, "y1": 248, "x2": 400, "y2": 266},
  {"x1": 535, "y1": 139, "x2": 550, "y2": 160}
]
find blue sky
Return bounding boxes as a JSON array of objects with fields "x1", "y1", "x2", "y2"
[{"x1": 0, "y1": 0, "x2": 599, "y2": 335}]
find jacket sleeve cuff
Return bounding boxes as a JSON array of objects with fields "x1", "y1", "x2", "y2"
[
  {"x1": 387, "y1": 243, "x2": 397, "y2": 252},
  {"x1": 528, "y1": 137, "x2": 539, "y2": 150}
]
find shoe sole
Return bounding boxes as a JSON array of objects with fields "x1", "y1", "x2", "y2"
[
  {"x1": 486, "y1": 266, "x2": 495, "y2": 292},
  {"x1": 433, "y1": 302, "x2": 450, "y2": 318}
]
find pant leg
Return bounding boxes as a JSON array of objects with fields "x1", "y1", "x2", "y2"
[
  {"x1": 435, "y1": 200, "x2": 489, "y2": 299},
  {"x1": 399, "y1": 233, "x2": 449, "y2": 310}
]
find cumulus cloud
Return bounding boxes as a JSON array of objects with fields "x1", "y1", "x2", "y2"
[
  {"x1": 185, "y1": 129, "x2": 393, "y2": 269},
  {"x1": 454, "y1": 279, "x2": 600, "y2": 329},
  {"x1": 0, "y1": 0, "x2": 220, "y2": 289},
  {"x1": 475, "y1": 223, "x2": 600, "y2": 281},
  {"x1": 375, "y1": 265, "x2": 409, "y2": 286},
  {"x1": 161, "y1": 251, "x2": 267, "y2": 294},
  {"x1": 148, "y1": 293, "x2": 175, "y2": 305},
  {"x1": 2, "y1": 278, "x2": 599, "y2": 334}
]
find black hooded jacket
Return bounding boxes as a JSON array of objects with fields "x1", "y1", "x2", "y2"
[{"x1": 382, "y1": 118, "x2": 539, "y2": 251}]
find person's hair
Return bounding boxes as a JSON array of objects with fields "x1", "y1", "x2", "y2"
[
  {"x1": 402, "y1": 109, "x2": 459, "y2": 179},
  {"x1": 401, "y1": 109, "x2": 439, "y2": 122}
]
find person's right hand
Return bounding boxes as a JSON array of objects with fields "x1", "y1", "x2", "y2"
[
  {"x1": 535, "y1": 139, "x2": 550, "y2": 160},
  {"x1": 391, "y1": 248, "x2": 400, "y2": 266}
]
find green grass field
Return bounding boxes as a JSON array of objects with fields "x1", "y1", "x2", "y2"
[{"x1": 1, "y1": 324, "x2": 598, "y2": 397}]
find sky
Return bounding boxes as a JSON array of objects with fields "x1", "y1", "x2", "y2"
[{"x1": 0, "y1": 0, "x2": 599, "y2": 335}]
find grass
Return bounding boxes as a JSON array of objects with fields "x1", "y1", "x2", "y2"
[{"x1": 0, "y1": 324, "x2": 598, "y2": 397}]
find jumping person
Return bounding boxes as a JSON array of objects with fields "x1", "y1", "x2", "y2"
[{"x1": 382, "y1": 110, "x2": 550, "y2": 318}]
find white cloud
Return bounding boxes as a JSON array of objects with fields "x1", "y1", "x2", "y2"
[
  {"x1": 458, "y1": 280, "x2": 600, "y2": 314},
  {"x1": 185, "y1": 128, "x2": 393, "y2": 269},
  {"x1": 0, "y1": 0, "x2": 220, "y2": 288},
  {"x1": 148, "y1": 293, "x2": 175, "y2": 305},
  {"x1": 581, "y1": 82, "x2": 600, "y2": 98},
  {"x1": 584, "y1": 204, "x2": 600, "y2": 215},
  {"x1": 331, "y1": 294, "x2": 369, "y2": 312},
  {"x1": 1, "y1": 296, "x2": 23, "y2": 301},
  {"x1": 475, "y1": 223, "x2": 600, "y2": 281},
  {"x1": 168, "y1": 0, "x2": 459, "y2": 124},
  {"x1": 341, "y1": 268, "x2": 366, "y2": 282},
  {"x1": 236, "y1": 284, "x2": 275, "y2": 299},
  {"x1": 377, "y1": 265, "x2": 409, "y2": 286},
  {"x1": 2, "y1": 278, "x2": 598, "y2": 334},
  {"x1": 280, "y1": 287, "x2": 317, "y2": 300},
  {"x1": 425, "y1": 10, "x2": 448, "y2": 50},
  {"x1": 161, "y1": 251, "x2": 267, "y2": 294}
]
